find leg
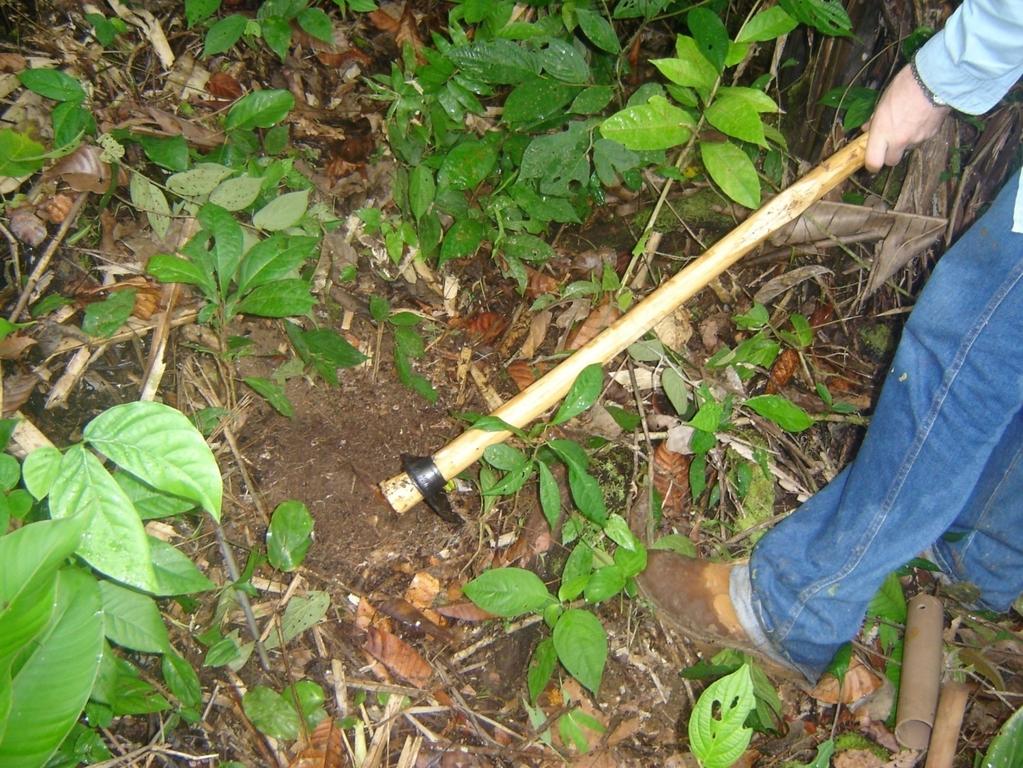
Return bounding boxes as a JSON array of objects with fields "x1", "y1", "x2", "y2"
[{"x1": 737, "y1": 175, "x2": 1023, "y2": 679}]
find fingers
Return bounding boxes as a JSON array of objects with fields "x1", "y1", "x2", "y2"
[{"x1": 864, "y1": 131, "x2": 887, "y2": 174}]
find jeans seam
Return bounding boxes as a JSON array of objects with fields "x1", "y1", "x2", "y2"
[{"x1": 770, "y1": 256, "x2": 1023, "y2": 646}]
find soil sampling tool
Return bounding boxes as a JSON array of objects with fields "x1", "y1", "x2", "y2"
[{"x1": 381, "y1": 133, "x2": 870, "y2": 518}]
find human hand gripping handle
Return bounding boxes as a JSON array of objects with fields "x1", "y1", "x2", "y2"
[{"x1": 864, "y1": 62, "x2": 951, "y2": 173}]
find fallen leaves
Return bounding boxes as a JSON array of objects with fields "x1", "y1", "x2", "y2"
[
  {"x1": 289, "y1": 718, "x2": 343, "y2": 768},
  {"x1": 207, "y1": 71, "x2": 244, "y2": 101},
  {"x1": 368, "y1": 3, "x2": 425, "y2": 57},
  {"x1": 363, "y1": 626, "x2": 432, "y2": 689},
  {"x1": 567, "y1": 301, "x2": 620, "y2": 351},
  {"x1": 652, "y1": 442, "x2": 690, "y2": 515}
]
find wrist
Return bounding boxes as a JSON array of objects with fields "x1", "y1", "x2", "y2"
[{"x1": 910, "y1": 57, "x2": 948, "y2": 108}]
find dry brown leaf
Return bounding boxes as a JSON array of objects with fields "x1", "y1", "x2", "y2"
[
  {"x1": 834, "y1": 750, "x2": 884, "y2": 768},
  {"x1": 0, "y1": 335, "x2": 37, "y2": 361},
  {"x1": 810, "y1": 655, "x2": 884, "y2": 705},
  {"x1": 566, "y1": 301, "x2": 620, "y2": 351},
  {"x1": 652, "y1": 442, "x2": 690, "y2": 515},
  {"x1": 363, "y1": 626, "x2": 432, "y2": 688},
  {"x1": 698, "y1": 312, "x2": 732, "y2": 353},
  {"x1": 46, "y1": 145, "x2": 111, "y2": 193},
  {"x1": 514, "y1": 309, "x2": 552, "y2": 360},
  {"x1": 463, "y1": 311, "x2": 506, "y2": 344},
  {"x1": 652, "y1": 306, "x2": 693, "y2": 352},
  {"x1": 753, "y1": 265, "x2": 833, "y2": 306},
  {"x1": 2, "y1": 374, "x2": 39, "y2": 416},
  {"x1": 316, "y1": 47, "x2": 372, "y2": 68},
  {"x1": 36, "y1": 193, "x2": 74, "y2": 224},
  {"x1": 506, "y1": 359, "x2": 538, "y2": 392},
  {"x1": 355, "y1": 596, "x2": 391, "y2": 632},
  {"x1": 8, "y1": 206, "x2": 47, "y2": 246},
  {"x1": 809, "y1": 301, "x2": 834, "y2": 328},
  {"x1": 525, "y1": 265, "x2": 560, "y2": 299},
  {"x1": 434, "y1": 601, "x2": 494, "y2": 622},
  {"x1": 368, "y1": 4, "x2": 425, "y2": 56},
  {"x1": 405, "y1": 571, "x2": 441, "y2": 611},
  {"x1": 289, "y1": 718, "x2": 343, "y2": 768},
  {"x1": 0, "y1": 53, "x2": 26, "y2": 73},
  {"x1": 376, "y1": 598, "x2": 454, "y2": 643},
  {"x1": 206, "y1": 71, "x2": 243, "y2": 101},
  {"x1": 765, "y1": 348, "x2": 799, "y2": 394}
]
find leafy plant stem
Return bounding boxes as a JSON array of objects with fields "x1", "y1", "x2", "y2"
[{"x1": 214, "y1": 522, "x2": 271, "y2": 671}]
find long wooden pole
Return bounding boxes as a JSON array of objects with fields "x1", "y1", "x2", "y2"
[{"x1": 381, "y1": 133, "x2": 869, "y2": 513}]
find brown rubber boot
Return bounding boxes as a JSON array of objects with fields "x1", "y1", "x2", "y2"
[{"x1": 636, "y1": 549, "x2": 760, "y2": 653}]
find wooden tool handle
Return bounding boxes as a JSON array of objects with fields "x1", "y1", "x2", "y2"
[{"x1": 381, "y1": 133, "x2": 869, "y2": 513}]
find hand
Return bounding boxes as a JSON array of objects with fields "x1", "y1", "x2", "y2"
[{"x1": 864, "y1": 64, "x2": 950, "y2": 172}]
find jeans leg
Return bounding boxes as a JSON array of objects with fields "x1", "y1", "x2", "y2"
[{"x1": 736, "y1": 176, "x2": 1023, "y2": 680}]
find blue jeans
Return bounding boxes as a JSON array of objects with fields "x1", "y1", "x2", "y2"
[{"x1": 731, "y1": 173, "x2": 1023, "y2": 680}]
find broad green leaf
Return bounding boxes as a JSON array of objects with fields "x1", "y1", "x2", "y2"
[
  {"x1": 652, "y1": 36, "x2": 717, "y2": 91},
  {"x1": 575, "y1": 8, "x2": 620, "y2": 53},
  {"x1": 83, "y1": 401, "x2": 223, "y2": 520},
  {"x1": 99, "y1": 580, "x2": 170, "y2": 653},
  {"x1": 687, "y1": 7, "x2": 729, "y2": 72},
  {"x1": 236, "y1": 234, "x2": 317, "y2": 294},
  {"x1": 260, "y1": 16, "x2": 292, "y2": 61},
  {"x1": 0, "y1": 129, "x2": 45, "y2": 177},
  {"x1": 552, "y1": 364, "x2": 603, "y2": 425},
  {"x1": 51, "y1": 100, "x2": 94, "y2": 148},
  {"x1": 719, "y1": 86, "x2": 779, "y2": 113},
  {"x1": 745, "y1": 395, "x2": 813, "y2": 432},
  {"x1": 519, "y1": 122, "x2": 590, "y2": 195},
  {"x1": 234, "y1": 279, "x2": 315, "y2": 317},
  {"x1": 689, "y1": 665, "x2": 755, "y2": 768},
  {"x1": 483, "y1": 443, "x2": 528, "y2": 472},
  {"x1": 266, "y1": 500, "x2": 313, "y2": 572},
  {"x1": 527, "y1": 637, "x2": 557, "y2": 703},
  {"x1": 560, "y1": 543, "x2": 593, "y2": 602},
  {"x1": 186, "y1": 0, "x2": 220, "y2": 27},
  {"x1": 446, "y1": 40, "x2": 540, "y2": 84},
  {"x1": 408, "y1": 165, "x2": 435, "y2": 221},
  {"x1": 600, "y1": 96, "x2": 695, "y2": 151},
  {"x1": 603, "y1": 514, "x2": 639, "y2": 551},
  {"x1": 140, "y1": 134, "x2": 189, "y2": 171},
  {"x1": 584, "y1": 565, "x2": 626, "y2": 603},
  {"x1": 705, "y1": 94, "x2": 767, "y2": 146},
  {"x1": 778, "y1": 0, "x2": 852, "y2": 36},
  {"x1": 866, "y1": 572, "x2": 906, "y2": 654},
  {"x1": 162, "y1": 652, "x2": 202, "y2": 712},
  {"x1": 225, "y1": 89, "x2": 295, "y2": 131},
  {"x1": 614, "y1": 541, "x2": 647, "y2": 577},
  {"x1": 49, "y1": 446, "x2": 157, "y2": 592},
  {"x1": 167, "y1": 163, "x2": 234, "y2": 198},
  {"x1": 700, "y1": 140, "x2": 760, "y2": 208},
  {"x1": 613, "y1": 0, "x2": 672, "y2": 19},
  {"x1": 819, "y1": 85, "x2": 879, "y2": 131},
  {"x1": 502, "y1": 233, "x2": 555, "y2": 264},
  {"x1": 263, "y1": 591, "x2": 330, "y2": 651},
  {"x1": 502, "y1": 77, "x2": 576, "y2": 126},
  {"x1": 242, "y1": 686, "x2": 300, "y2": 740},
  {"x1": 282, "y1": 680, "x2": 327, "y2": 730},
  {"x1": 18, "y1": 69, "x2": 86, "y2": 102},
  {"x1": 0, "y1": 568, "x2": 102, "y2": 768},
  {"x1": 243, "y1": 376, "x2": 294, "y2": 417},
  {"x1": 203, "y1": 13, "x2": 247, "y2": 56},
  {"x1": 737, "y1": 7, "x2": 798, "y2": 42},
  {"x1": 567, "y1": 467, "x2": 607, "y2": 524},
  {"x1": 82, "y1": 289, "x2": 136, "y2": 338},
  {"x1": 130, "y1": 173, "x2": 171, "y2": 238},
  {"x1": 470, "y1": 415, "x2": 527, "y2": 439},
  {"x1": 537, "y1": 460, "x2": 562, "y2": 530},
  {"x1": 661, "y1": 368, "x2": 689, "y2": 415},
  {"x1": 571, "y1": 85, "x2": 614, "y2": 114},
  {"x1": 628, "y1": 338, "x2": 666, "y2": 362},
  {"x1": 984, "y1": 704, "x2": 1023, "y2": 768},
  {"x1": 252, "y1": 189, "x2": 310, "y2": 231},
  {"x1": 553, "y1": 609, "x2": 607, "y2": 694},
  {"x1": 149, "y1": 537, "x2": 215, "y2": 595},
  {"x1": 22, "y1": 446, "x2": 62, "y2": 500},
  {"x1": 286, "y1": 325, "x2": 366, "y2": 386},
  {"x1": 209, "y1": 174, "x2": 264, "y2": 211},
  {"x1": 592, "y1": 137, "x2": 640, "y2": 185},
  {"x1": 463, "y1": 567, "x2": 555, "y2": 618},
  {"x1": 296, "y1": 7, "x2": 332, "y2": 42},
  {"x1": 114, "y1": 471, "x2": 195, "y2": 520},
  {"x1": 540, "y1": 39, "x2": 590, "y2": 83},
  {"x1": 439, "y1": 218, "x2": 484, "y2": 264},
  {"x1": 437, "y1": 139, "x2": 498, "y2": 191}
]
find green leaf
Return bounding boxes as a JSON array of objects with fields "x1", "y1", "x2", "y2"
[
  {"x1": 483, "y1": 444, "x2": 528, "y2": 472},
  {"x1": 83, "y1": 401, "x2": 223, "y2": 520},
  {"x1": 408, "y1": 166, "x2": 435, "y2": 221},
  {"x1": 446, "y1": 40, "x2": 540, "y2": 84},
  {"x1": 687, "y1": 7, "x2": 729, "y2": 72},
  {"x1": 286, "y1": 324, "x2": 367, "y2": 386},
  {"x1": 140, "y1": 134, "x2": 190, "y2": 171},
  {"x1": 502, "y1": 77, "x2": 576, "y2": 127},
  {"x1": 252, "y1": 189, "x2": 310, "y2": 231},
  {"x1": 82, "y1": 289, "x2": 136, "y2": 338},
  {"x1": 552, "y1": 364, "x2": 603, "y2": 425},
  {"x1": 167, "y1": 163, "x2": 234, "y2": 198},
  {"x1": 779, "y1": 0, "x2": 852, "y2": 35},
  {"x1": 264, "y1": 591, "x2": 330, "y2": 651},
  {"x1": 527, "y1": 637, "x2": 557, "y2": 703},
  {"x1": 49, "y1": 446, "x2": 157, "y2": 592},
  {"x1": 203, "y1": 14, "x2": 247, "y2": 56},
  {"x1": 0, "y1": 129, "x2": 46, "y2": 177},
  {"x1": 439, "y1": 218, "x2": 484, "y2": 264},
  {"x1": 186, "y1": 0, "x2": 220, "y2": 27},
  {"x1": 260, "y1": 16, "x2": 292, "y2": 61},
  {"x1": 519, "y1": 122, "x2": 591, "y2": 195},
  {"x1": 22, "y1": 446, "x2": 62, "y2": 500},
  {"x1": 584, "y1": 564, "x2": 627, "y2": 603},
  {"x1": 209, "y1": 174, "x2": 265, "y2": 211},
  {"x1": 243, "y1": 686, "x2": 301, "y2": 740},
  {"x1": 575, "y1": 8, "x2": 620, "y2": 53},
  {"x1": 225, "y1": 89, "x2": 295, "y2": 131},
  {"x1": 0, "y1": 568, "x2": 103, "y2": 768},
  {"x1": 705, "y1": 93, "x2": 768, "y2": 146},
  {"x1": 571, "y1": 85, "x2": 614, "y2": 115},
  {"x1": 560, "y1": 543, "x2": 593, "y2": 601},
  {"x1": 297, "y1": 7, "x2": 332, "y2": 42},
  {"x1": 600, "y1": 96, "x2": 695, "y2": 151},
  {"x1": 537, "y1": 461, "x2": 562, "y2": 530},
  {"x1": 553, "y1": 609, "x2": 606, "y2": 694},
  {"x1": 866, "y1": 572, "x2": 906, "y2": 654},
  {"x1": 243, "y1": 376, "x2": 294, "y2": 417},
  {"x1": 820, "y1": 85, "x2": 879, "y2": 131},
  {"x1": 540, "y1": 39, "x2": 590, "y2": 83},
  {"x1": 463, "y1": 567, "x2": 555, "y2": 618},
  {"x1": 237, "y1": 234, "x2": 317, "y2": 294},
  {"x1": 438, "y1": 139, "x2": 498, "y2": 191},
  {"x1": 149, "y1": 537, "x2": 215, "y2": 595},
  {"x1": 737, "y1": 7, "x2": 798, "y2": 42},
  {"x1": 503, "y1": 233, "x2": 556, "y2": 264},
  {"x1": 99, "y1": 580, "x2": 170, "y2": 653},
  {"x1": 18, "y1": 69, "x2": 86, "y2": 102},
  {"x1": 688, "y1": 664, "x2": 755, "y2": 768},
  {"x1": 162, "y1": 652, "x2": 202, "y2": 712},
  {"x1": 470, "y1": 415, "x2": 527, "y2": 440},
  {"x1": 700, "y1": 140, "x2": 760, "y2": 208},
  {"x1": 745, "y1": 395, "x2": 813, "y2": 432},
  {"x1": 282, "y1": 680, "x2": 327, "y2": 730},
  {"x1": 266, "y1": 500, "x2": 313, "y2": 572},
  {"x1": 51, "y1": 100, "x2": 94, "y2": 148},
  {"x1": 114, "y1": 471, "x2": 195, "y2": 520},
  {"x1": 130, "y1": 174, "x2": 171, "y2": 239},
  {"x1": 235, "y1": 279, "x2": 315, "y2": 317},
  {"x1": 652, "y1": 36, "x2": 717, "y2": 91},
  {"x1": 661, "y1": 368, "x2": 689, "y2": 415},
  {"x1": 984, "y1": 704, "x2": 1023, "y2": 768}
]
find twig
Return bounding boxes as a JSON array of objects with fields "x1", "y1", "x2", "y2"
[
  {"x1": 450, "y1": 612, "x2": 544, "y2": 665},
  {"x1": 9, "y1": 192, "x2": 86, "y2": 322},
  {"x1": 0, "y1": 219, "x2": 20, "y2": 290},
  {"x1": 213, "y1": 523, "x2": 271, "y2": 671}
]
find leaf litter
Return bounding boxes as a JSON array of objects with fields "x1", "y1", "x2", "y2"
[{"x1": 2, "y1": 1, "x2": 1023, "y2": 766}]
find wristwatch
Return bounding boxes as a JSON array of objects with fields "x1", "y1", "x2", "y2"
[{"x1": 910, "y1": 56, "x2": 948, "y2": 107}]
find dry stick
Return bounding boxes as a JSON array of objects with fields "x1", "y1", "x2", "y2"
[
  {"x1": 8, "y1": 192, "x2": 87, "y2": 322},
  {"x1": 923, "y1": 681, "x2": 973, "y2": 768},
  {"x1": 213, "y1": 523, "x2": 272, "y2": 671},
  {"x1": 381, "y1": 134, "x2": 870, "y2": 513}
]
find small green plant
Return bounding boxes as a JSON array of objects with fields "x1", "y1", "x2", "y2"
[
  {"x1": 688, "y1": 663, "x2": 756, "y2": 768},
  {"x1": 368, "y1": 296, "x2": 438, "y2": 402},
  {"x1": 0, "y1": 402, "x2": 221, "y2": 766}
]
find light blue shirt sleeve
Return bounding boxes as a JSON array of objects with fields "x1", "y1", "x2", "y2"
[
  {"x1": 914, "y1": 0, "x2": 1023, "y2": 115},
  {"x1": 913, "y1": 0, "x2": 1023, "y2": 232}
]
